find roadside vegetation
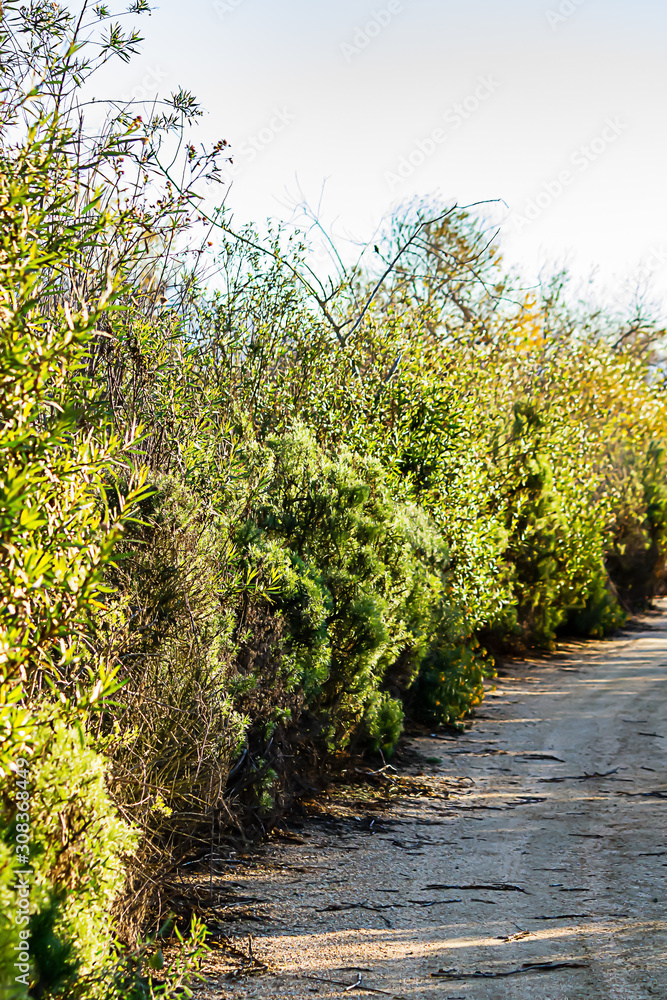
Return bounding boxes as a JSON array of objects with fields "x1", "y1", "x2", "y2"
[{"x1": 1, "y1": 2, "x2": 666, "y2": 996}]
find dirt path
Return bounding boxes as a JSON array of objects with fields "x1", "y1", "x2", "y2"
[{"x1": 194, "y1": 604, "x2": 667, "y2": 1000}]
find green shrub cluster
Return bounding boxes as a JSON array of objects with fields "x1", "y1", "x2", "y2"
[
  {"x1": 238, "y1": 426, "x2": 448, "y2": 756},
  {"x1": 0, "y1": 3, "x2": 210, "y2": 995},
  {"x1": 0, "y1": 711, "x2": 138, "y2": 1000}
]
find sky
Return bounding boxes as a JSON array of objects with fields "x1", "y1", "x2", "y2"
[{"x1": 94, "y1": 0, "x2": 667, "y2": 312}]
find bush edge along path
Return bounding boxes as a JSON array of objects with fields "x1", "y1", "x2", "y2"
[{"x1": 1, "y1": 3, "x2": 667, "y2": 997}]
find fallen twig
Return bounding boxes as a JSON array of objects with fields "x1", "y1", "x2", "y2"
[
  {"x1": 299, "y1": 973, "x2": 399, "y2": 995},
  {"x1": 316, "y1": 901, "x2": 394, "y2": 927},
  {"x1": 454, "y1": 804, "x2": 506, "y2": 811},
  {"x1": 423, "y1": 882, "x2": 528, "y2": 893},
  {"x1": 539, "y1": 769, "x2": 619, "y2": 783},
  {"x1": 621, "y1": 789, "x2": 667, "y2": 799},
  {"x1": 407, "y1": 898, "x2": 462, "y2": 906},
  {"x1": 516, "y1": 753, "x2": 566, "y2": 762},
  {"x1": 432, "y1": 960, "x2": 588, "y2": 980},
  {"x1": 211, "y1": 932, "x2": 269, "y2": 974}
]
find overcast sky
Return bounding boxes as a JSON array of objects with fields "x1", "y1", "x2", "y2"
[{"x1": 96, "y1": 0, "x2": 667, "y2": 310}]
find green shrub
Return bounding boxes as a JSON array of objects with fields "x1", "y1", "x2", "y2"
[
  {"x1": 605, "y1": 440, "x2": 667, "y2": 607},
  {"x1": 237, "y1": 425, "x2": 449, "y2": 755},
  {"x1": 0, "y1": 706, "x2": 138, "y2": 999},
  {"x1": 363, "y1": 691, "x2": 405, "y2": 757},
  {"x1": 413, "y1": 639, "x2": 491, "y2": 725},
  {"x1": 0, "y1": 8, "x2": 209, "y2": 992},
  {"x1": 3, "y1": 3, "x2": 667, "y2": 977},
  {"x1": 496, "y1": 401, "x2": 624, "y2": 646}
]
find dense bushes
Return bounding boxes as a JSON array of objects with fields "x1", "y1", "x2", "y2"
[
  {"x1": 494, "y1": 399, "x2": 624, "y2": 645},
  {"x1": 0, "y1": 710, "x2": 138, "y2": 1000},
  {"x1": 100, "y1": 475, "x2": 249, "y2": 847},
  {"x1": 2, "y1": 2, "x2": 667, "y2": 996},
  {"x1": 0, "y1": 3, "x2": 208, "y2": 994},
  {"x1": 238, "y1": 427, "x2": 448, "y2": 755},
  {"x1": 0, "y1": 86, "x2": 141, "y2": 1000},
  {"x1": 101, "y1": 429, "x2": 450, "y2": 837}
]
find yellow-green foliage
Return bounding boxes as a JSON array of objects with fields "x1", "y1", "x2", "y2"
[
  {"x1": 0, "y1": 708, "x2": 138, "y2": 999},
  {"x1": 0, "y1": 11, "x2": 170, "y2": 996},
  {"x1": 0, "y1": 135, "x2": 130, "y2": 686}
]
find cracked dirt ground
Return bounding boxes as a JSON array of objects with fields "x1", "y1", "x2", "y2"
[{"x1": 191, "y1": 603, "x2": 667, "y2": 999}]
